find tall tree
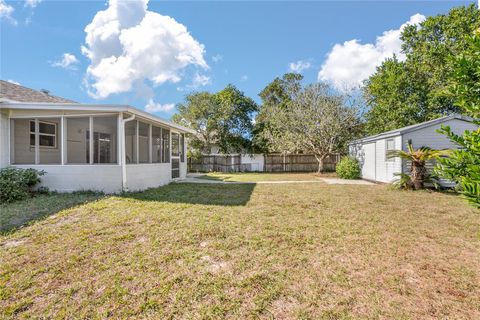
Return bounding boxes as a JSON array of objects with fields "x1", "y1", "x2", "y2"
[
  {"x1": 363, "y1": 57, "x2": 429, "y2": 134},
  {"x1": 253, "y1": 73, "x2": 303, "y2": 153},
  {"x1": 364, "y1": 5, "x2": 480, "y2": 135},
  {"x1": 258, "y1": 82, "x2": 361, "y2": 172},
  {"x1": 173, "y1": 85, "x2": 258, "y2": 154},
  {"x1": 436, "y1": 31, "x2": 480, "y2": 207}
]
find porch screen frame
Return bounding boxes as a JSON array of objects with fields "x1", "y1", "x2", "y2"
[{"x1": 10, "y1": 113, "x2": 120, "y2": 166}]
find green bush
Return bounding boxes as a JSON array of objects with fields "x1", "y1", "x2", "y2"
[
  {"x1": 336, "y1": 156, "x2": 361, "y2": 179},
  {"x1": 0, "y1": 167, "x2": 45, "y2": 203}
]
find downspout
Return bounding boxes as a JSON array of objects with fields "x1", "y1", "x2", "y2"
[{"x1": 121, "y1": 114, "x2": 136, "y2": 192}]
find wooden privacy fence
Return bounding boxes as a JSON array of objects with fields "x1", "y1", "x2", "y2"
[
  {"x1": 188, "y1": 154, "x2": 244, "y2": 172},
  {"x1": 264, "y1": 154, "x2": 340, "y2": 172},
  {"x1": 188, "y1": 153, "x2": 340, "y2": 173}
]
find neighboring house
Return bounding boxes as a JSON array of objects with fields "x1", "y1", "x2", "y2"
[
  {"x1": 350, "y1": 114, "x2": 478, "y2": 184},
  {"x1": 0, "y1": 80, "x2": 194, "y2": 193}
]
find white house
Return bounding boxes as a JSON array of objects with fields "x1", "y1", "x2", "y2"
[
  {"x1": 350, "y1": 114, "x2": 477, "y2": 183},
  {"x1": 0, "y1": 80, "x2": 194, "y2": 193}
]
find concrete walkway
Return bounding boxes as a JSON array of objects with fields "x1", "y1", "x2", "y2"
[
  {"x1": 321, "y1": 178, "x2": 376, "y2": 185},
  {"x1": 179, "y1": 174, "x2": 376, "y2": 185}
]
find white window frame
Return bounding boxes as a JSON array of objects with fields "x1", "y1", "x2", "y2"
[
  {"x1": 385, "y1": 138, "x2": 395, "y2": 162},
  {"x1": 29, "y1": 120, "x2": 57, "y2": 149}
]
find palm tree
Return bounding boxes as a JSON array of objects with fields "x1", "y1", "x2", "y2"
[{"x1": 388, "y1": 141, "x2": 449, "y2": 190}]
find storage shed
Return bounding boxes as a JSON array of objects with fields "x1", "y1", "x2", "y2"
[{"x1": 349, "y1": 114, "x2": 477, "y2": 183}]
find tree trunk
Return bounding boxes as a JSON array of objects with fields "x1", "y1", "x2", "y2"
[
  {"x1": 315, "y1": 154, "x2": 326, "y2": 174},
  {"x1": 411, "y1": 160, "x2": 426, "y2": 190}
]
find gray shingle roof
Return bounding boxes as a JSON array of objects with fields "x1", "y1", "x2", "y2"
[{"x1": 0, "y1": 80, "x2": 76, "y2": 104}]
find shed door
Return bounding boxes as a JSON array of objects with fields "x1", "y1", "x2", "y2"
[{"x1": 362, "y1": 142, "x2": 376, "y2": 181}]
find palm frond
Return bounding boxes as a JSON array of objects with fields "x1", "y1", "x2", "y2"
[{"x1": 387, "y1": 142, "x2": 450, "y2": 162}]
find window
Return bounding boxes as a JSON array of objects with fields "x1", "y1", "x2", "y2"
[
  {"x1": 152, "y1": 126, "x2": 162, "y2": 163},
  {"x1": 30, "y1": 120, "x2": 56, "y2": 148},
  {"x1": 180, "y1": 133, "x2": 185, "y2": 163},
  {"x1": 11, "y1": 118, "x2": 61, "y2": 165},
  {"x1": 162, "y1": 129, "x2": 170, "y2": 163},
  {"x1": 386, "y1": 139, "x2": 395, "y2": 161}
]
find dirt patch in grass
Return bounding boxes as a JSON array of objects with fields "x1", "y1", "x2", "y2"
[{"x1": 0, "y1": 183, "x2": 479, "y2": 318}]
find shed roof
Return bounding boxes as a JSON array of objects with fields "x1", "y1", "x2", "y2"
[
  {"x1": 0, "y1": 80, "x2": 77, "y2": 103},
  {"x1": 352, "y1": 114, "x2": 473, "y2": 144}
]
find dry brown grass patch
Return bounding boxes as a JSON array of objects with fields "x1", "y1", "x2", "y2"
[{"x1": 0, "y1": 181, "x2": 479, "y2": 319}]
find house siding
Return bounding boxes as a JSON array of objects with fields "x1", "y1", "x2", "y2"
[
  {"x1": 125, "y1": 163, "x2": 171, "y2": 191},
  {"x1": 402, "y1": 118, "x2": 477, "y2": 151},
  {"x1": 12, "y1": 165, "x2": 123, "y2": 193},
  {"x1": 180, "y1": 161, "x2": 187, "y2": 179},
  {"x1": 401, "y1": 118, "x2": 478, "y2": 186},
  {"x1": 0, "y1": 110, "x2": 9, "y2": 168}
]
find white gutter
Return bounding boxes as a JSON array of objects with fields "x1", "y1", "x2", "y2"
[{"x1": 121, "y1": 113, "x2": 136, "y2": 192}]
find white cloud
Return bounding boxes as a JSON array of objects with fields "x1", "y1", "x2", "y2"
[
  {"x1": 318, "y1": 13, "x2": 425, "y2": 91},
  {"x1": 240, "y1": 75, "x2": 248, "y2": 82},
  {"x1": 145, "y1": 99, "x2": 175, "y2": 113},
  {"x1": 212, "y1": 54, "x2": 223, "y2": 63},
  {"x1": 82, "y1": 0, "x2": 208, "y2": 99},
  {"x1": 6, "y1": 79, "x2": 20, "y2": 85},
  {"x1": 0, "y1": 0, "x2": 16, "y2": 25},
  {"x1": 288, "y1": 60, "x2": 312, "y2": 73},
  {"x1": 25, "y1": 0, "x2": 41, "y2": 8},
  {"x1": 176, "y1": 72, "x2": 210, "y2": 91},
  {"x1": 191, "y1": 73, "x2": 210, "y2": 87},
  {"x1": 51, "y1": 53, "x2": 79, "y2": 70}
]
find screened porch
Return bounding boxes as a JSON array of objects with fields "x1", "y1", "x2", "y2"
[{"x1": 10, "y1": 114, "x2": 185, "y2": 167}]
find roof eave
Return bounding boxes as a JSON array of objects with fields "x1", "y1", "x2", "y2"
[
  {"x1": 350, "y1": 114, "x2": 475, "y2": 145},
  {"x1": 350, "y1": 131, "x2": 401, "y2": 145},
  {"x1": 0, "y1": 101, "x2": 195, "y2": 134}
]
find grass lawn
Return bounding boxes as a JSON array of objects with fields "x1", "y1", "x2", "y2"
[
  {"x1": 1, "y1": 179, "x2": 479, "y2": 318},
  {"x1": 196, "y1": 171, "x2": 335, "y2": 182},
  {"x1": 0, "y1": 191, "x2": 103, "y2": 234}
]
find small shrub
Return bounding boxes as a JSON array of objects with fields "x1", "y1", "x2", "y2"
[
  {"x1": 392, "y1": 173, "x2": 414, "y2": 190},
  {"x1": 36, "y1": 186, "x2": 51, "y2": 195},
  {"x1": 336, "y1": 156, "x2": 361, "y2": 179},
  {"x1": 0, "y1": 167, "x2": 45, "y2": 203}
]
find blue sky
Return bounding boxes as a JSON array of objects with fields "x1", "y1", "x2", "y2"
[{"x1": 0, "y1": 0, "x2": 475, "y2": 119}]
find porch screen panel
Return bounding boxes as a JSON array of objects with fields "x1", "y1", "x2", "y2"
[
  {"x1": 93, "y1": 116, "x2": 117, "y2": 164},
  {"x1": 162, "y1": 129, "x2": 170, "y2": 163},
  {"x1": 152, "y1": 126, "x2": 162, "y2": 163},
  {"x1": 171, "y1": 133, "x2": 180, "y2": 157},
  {"x1": 180, "y1": 133, "x2": 185, "y2": 162},
  {"x1": 11, "y1": 118, "x2": 35, "y2": 164},
  {"x1": 38, "y1": 118, "x2": 61, "y2": 164},
  {"x1": 138, "y1": 122, "x2": 150, "y2": 163},
  {"x1": 172, "y1": 158, "x2": 180, "y2": 178},
  {"x1": 66, "y1": 117, "x2": 90, "y2": 164},
  {"x1": 125, "y1": 121, "x2": 137, "y2": 164}
]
